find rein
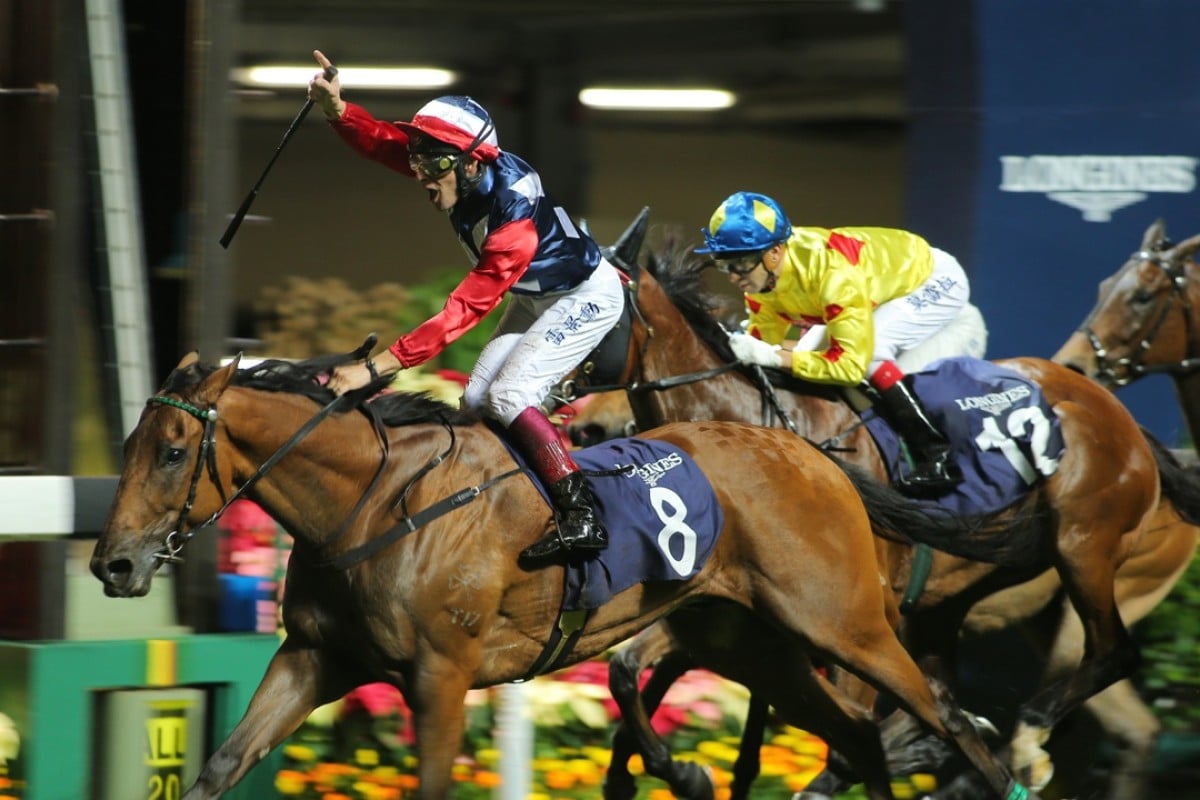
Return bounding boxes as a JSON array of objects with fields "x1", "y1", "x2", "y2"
[
  {"x1": 560, "y1": 278, "x2": 799, "y2": 434},
  {"x1": 311, "y1": 415, "x2": 531, "y2": 571},
  {"x1": 1079, "y1": 250, "x2": 1200, "y2": 385},
  {"x1": 147, "y1": 387, "x2": 386, "y2": 563}
]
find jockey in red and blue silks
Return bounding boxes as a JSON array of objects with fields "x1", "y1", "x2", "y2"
[{"x1": 309, "y1": 50, "x2": 621, "y2": 565}]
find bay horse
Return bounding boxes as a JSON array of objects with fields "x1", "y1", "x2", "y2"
[
  {"x1": 583, "y1": 224, "x2": 1200, "y2": 799},
  {"x1": 1053, "y1": 218, "x2": 1200, "y2": 437},
  {"x1": 89, "y1": 352, "x2": 1030, "y2": 800},
  {"x1": 1043, "y1": 217, "x2": 1200, "y2": 798}
]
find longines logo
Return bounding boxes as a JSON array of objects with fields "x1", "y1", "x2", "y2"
[{"x1": 999, "y1": 155, "x2": 1197, "y2": 222}]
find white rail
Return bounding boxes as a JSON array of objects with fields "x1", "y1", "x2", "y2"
[{"x1": 85, "y1": 0, "x2": 153, "y2": 435}]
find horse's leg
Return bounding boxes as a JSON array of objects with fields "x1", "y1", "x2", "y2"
[
  {"x1": 798, "y1": 669, "x2": 879, "y2": 797},
  {"x1": 1082, "y1": 679, "x2": 1160, "y2": 800},
  {"x1": 183, "y1": 639, "x2": 355, "y2": 800},
  {"x1": 407, "y1": 649, "x2": 476, "y2": 800},
  {"x1": 1022, "y1": 509, "x2": 1194, "y2": 799},
  {"x1": 784, "y1": 599, "x2": 1031, "y2": 799},
  {"x1": 730, "y1": 696, "x2": 768, "y2": 800},
  {"x1": 607, "y1": 622, "x2": 715, "y2": 800},
  {"x1": 658, "y1": 608, "x2": 898, "y2": 800},
  {"x1": 1009, "y1": 541, "x2": 1141, "y2": 791},
  {"x1": 606, "y1": 625, "x2": 701, "y2": 800}
]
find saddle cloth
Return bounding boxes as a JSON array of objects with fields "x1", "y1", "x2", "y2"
[
  {"x1": 503, "y1": 436, "x2": 724, "y2": 611},
  {"x1": 860, "y1": 356, "x2": 1066, "y2": 517}
]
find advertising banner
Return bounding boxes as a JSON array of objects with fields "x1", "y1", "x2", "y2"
[{"x1": 906, "y1": 0, "x2": 1200, "y2": 444}]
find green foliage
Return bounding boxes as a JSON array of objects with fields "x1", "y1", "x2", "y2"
[
  {"x1": 389, "y1": 269, "x2": 503, "y2": 375},
  {"x1": 1137, "y1": 548, "x2": 1200, "y2": 732}
]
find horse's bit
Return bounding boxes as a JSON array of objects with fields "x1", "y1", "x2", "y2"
[{"x1": 1079, "y1": 249, "x2": 1200, "y2": 386}]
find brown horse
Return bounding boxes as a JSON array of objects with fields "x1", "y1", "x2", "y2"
[
  {"x1": 1042, "y1": 218, "x2": 1200, "y2": 797},
  {"x1": 583, "y1": 234, "x2": 1200, "y2": 799},
  {"x1": 89, "y1": 352, "x2": 1031, "y2": 800},
  {"x1": 1053, "y1": 218, "x2": 1200, "y2": 436}
]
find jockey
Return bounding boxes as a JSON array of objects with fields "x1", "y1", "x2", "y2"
[
  {"x1": 308, "y1": 50, "x2": 622, "y2": 564},
  {"x1": 699, "y1": 190, "x2": 970, "y2": 496}
]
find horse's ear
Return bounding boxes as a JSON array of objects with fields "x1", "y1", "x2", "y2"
[
  {"x1": 603, "y1": 206, "x2": 650, "y2": 278},
  {"x1": 158, "y1": 352, "x2": 202, "y2": 392},
  {"x1": 197, "y1": 353, "x2": 242, "y2": 405},
  {"x1": 1142, "y1": 218, "x2": 1167, "y2": 251},
  {"x1": 1170, "y1": 233, "x2": 1200, "y2": 262}
]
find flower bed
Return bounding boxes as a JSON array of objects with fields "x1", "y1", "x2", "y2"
[{"x1": 275, "y1": 657, "x2": 935, "y2": 799}]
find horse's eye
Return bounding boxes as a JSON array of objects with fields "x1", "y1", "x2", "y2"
[
  {"x1": 163, "y1": 447, "x2": 187, "y2": 466},
  {"x1": 1132, "y1": 289, "x2": 1154, "y2": 304}
]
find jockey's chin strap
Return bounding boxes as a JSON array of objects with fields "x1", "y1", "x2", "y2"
[
  {"x1": 1080, "y1": 249, "x2": 1200, "y2": 385},
  {"x1": 147, "y1": 385, "x2": 387, "y2": 564}
]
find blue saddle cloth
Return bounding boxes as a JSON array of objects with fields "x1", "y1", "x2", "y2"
[
  {"x1": 504, "y1": 437, "x2": 724, "y2": 611},
  {"x1": 861, "y1": 357, "x2": 1066, "y2": 517}
]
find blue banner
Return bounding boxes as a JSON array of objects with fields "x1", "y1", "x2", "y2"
[{"x1": 906, "y1": 0, "x2": 1200, "y2": 445}]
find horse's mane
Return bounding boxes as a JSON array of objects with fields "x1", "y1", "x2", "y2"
[
  {"x1": 164, "y1": 355, "x2": 480, "y2": 428},
  {"x1": 642, "y1": 238, "x2": 738, "y2": 360},
  {"x1": 643, "y1": 237, "x2": 845, "y2": 403}
]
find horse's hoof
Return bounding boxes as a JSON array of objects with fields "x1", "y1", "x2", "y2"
[{"x1": 1015, "y1": 754, "x2": 1054, "y2": 792}]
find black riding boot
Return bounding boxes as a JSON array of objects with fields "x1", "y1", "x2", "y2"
[
  {"x1": 508, "y1": 407, "x2": 608, "y2": 565},
  {"x1": 875, "y1": 380, "x2": 963, "y2": 497},
  {"x1": 521, "y1": 471, "x2": 609, "y2": 564}
]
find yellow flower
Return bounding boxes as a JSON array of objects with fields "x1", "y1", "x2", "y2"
[
  {"x1": 581, "y1": 746, "x2": 612, "y2": 766},
  {"x1": 283, "y1": 744, "x2": 317, "y2": 762},
  {"x1": 910, "y1": 773, "x2": 938, "y2": 791},
  {"x1": 354, "y1": 748, "x2": 380, "y2": 767},
  {"x1": 475, "y1": 747, "x2": 501, "y2": 768},
  {"x1": 892, "y1": 782, "x2": 916, "y2": 799},
  {"x1": 274, "y1": 770, "x2": 308, "y2": 795},
  {"x1": 696, "y1": 740, "x2": 739, "y2": 763}
]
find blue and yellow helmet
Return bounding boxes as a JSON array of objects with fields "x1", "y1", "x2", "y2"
[{"x1": 695, "y1": 192, "x2": 792, "y2": 254}]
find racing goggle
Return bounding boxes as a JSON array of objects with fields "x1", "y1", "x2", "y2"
[
  {"x1": 409, "y1": 152, "x2": 459, "y2": 180},
  {"x1": 714, "y1": 251, "x2": 765, "y2": 276}
]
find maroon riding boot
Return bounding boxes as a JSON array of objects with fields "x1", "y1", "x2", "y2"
[{"x1": 507, "y1": 407, "x2": 608, "y2": 564}]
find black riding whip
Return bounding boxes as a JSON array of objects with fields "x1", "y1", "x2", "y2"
[{"x1": 219, "y1": 64, "x2": 337, "y2": 249}]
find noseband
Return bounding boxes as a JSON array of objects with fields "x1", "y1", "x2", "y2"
[{"x1": 1079, "y1": 250, "x2": 1199, "y2": 386}]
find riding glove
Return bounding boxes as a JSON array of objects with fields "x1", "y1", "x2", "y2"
[{"x1": 729, "y1": 333, "x2": 782, "y2": 368}]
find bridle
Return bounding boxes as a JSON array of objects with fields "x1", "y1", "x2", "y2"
[
  {"x1": 1078, "y1": 249, "x2": 1200, "y2": 386},
  {"x1": 145, "y1": 387, "x2": 386, "y2": 564},
  {"x1": 558, "y1": 277, "x2": 798, "y2": 433}
]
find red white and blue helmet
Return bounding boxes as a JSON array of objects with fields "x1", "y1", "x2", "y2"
[
  {"x1": 695, "y1": 191, "x2": 792, "y2": 254},
  {"x1": 395, "y1": 95, "x2": 500, "y2": 162}
]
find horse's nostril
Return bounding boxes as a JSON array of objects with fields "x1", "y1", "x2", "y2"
[{"x1": 106, "y1": 558, "x2": 133, "y2": 581}]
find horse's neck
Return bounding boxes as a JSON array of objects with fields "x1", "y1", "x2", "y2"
[
  {"x1": 1166, "y1": 270, "x2": 1200, "y2": 445},
  {"x1": 636, "y1": 277, "x2": 867, "y2": 451},
  {"x1": 222, "y1": 390, "x2": 394, "y2": 546}
]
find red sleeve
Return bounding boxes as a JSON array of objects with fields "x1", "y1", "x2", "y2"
[
  {"x1": 388, "y1": 219, "x2": 539, "y2": 368},
  {"x1": 329, "y1": 102, "x2": 417, "y2": 177}
]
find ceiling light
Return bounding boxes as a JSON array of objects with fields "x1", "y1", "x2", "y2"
[
  {"x1": 578, "y1": 87, "x2": 735, "y2": 111},
  {"x1": 231, "y1": 65, "x2": 456, "y2": 90}
]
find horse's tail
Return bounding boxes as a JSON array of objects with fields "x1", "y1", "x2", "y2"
[
  {"x1": 831, "y1": 454, "x2": 1049, "y2": 570},
  {"x1": 1142, "y1": 427, "x2": 1200, "y2": 525}
]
